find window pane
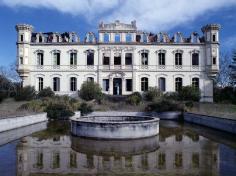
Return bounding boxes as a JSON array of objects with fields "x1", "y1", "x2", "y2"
[
  {"x1": 126, "y1": 79, "x2": 132, "y2": 91},
  {"x1": 103, "y1": 79, "x2": 109, "y2": 91},
  {"x1": 192, "y1": 53, "x2": 199, "y2": 66},
  {"x1": 159, "y1": 78, "x2": 166, "y2": 92},
  {"x1": 125, "y1": 53, "x2": 132, "y2": 65}
]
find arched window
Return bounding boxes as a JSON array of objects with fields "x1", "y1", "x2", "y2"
[
  {"x1": 192, "y1": 53, "x2": 199, "y2": 66},
  {"x1": 87, "y1": 50, "x2": 94, "y2": 65},
  {"x1": 38, "y1": 77, "x2": 43, "y2": 91},
  {"x1": 104, "y1": 33, "x2": 109, "y2": 43},
  {"x1": 175, "y1": 77, "x2": 182, "y2": 92},
  {"x1": 70, "y1": 77, "x2": 77, "y2": 91},
  {"x1": 192, "y1": 77, "x2": 199, "y2": 89},
  {"x1": 37, "y1": 52, "x2": 44, "y2": 65},
  {"x1": 87, "y1": 77, "x2": 94, "y2": 82},
  {"x1": 53, "y1": 51, "x2": 60, "y2": 65},
  {"x1": 158, "y1": 52, "x2": 165, "y2": 65},
  {"x1": 88, "y1": 34, "x2": 94, "y2": 43},
  {"x1": 141, "y1": 51, "x2": 148, "y2": 65},
  {"x1": 115, "y1": 33, "x2": 120, "y2": 42},
  {"x1": 175, "y1": 53, "x2": 182, "y2": 65},
  {"x1": 159, "y1": 77, "x2": 166, "y2": 92},
  {"x1": 39, "y1": 35, "x2": 43, "y2": 43},
  {"x1": 141, "y1": 77, "x2": 148, "y2": 91},
  {"x1": 53, "y1": 77, "x2": 60, "y2": 91},
  {"x1": 70, "y1": 52, "x2": 77, "y2": 65},
  {"x1": 126, "y1": 33, "x2": 132, "y2": 42}
]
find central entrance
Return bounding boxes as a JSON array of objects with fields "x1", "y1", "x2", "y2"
[{"x1": 113, "y1": 78, "x2": 122, "y2": 95}]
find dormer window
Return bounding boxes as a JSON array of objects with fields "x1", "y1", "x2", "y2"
[
  {"x1": 143, "y1": 34, "x2": 148, "y2": 43},
  {"x1": 126, "y1": 33, "x2": 132, "y2": 42},
  {"x1": 115, "y1": 34, "x2": 120, "y2": 43},
  {"x1": 104, "y1": 33, "x2": 109, "y2": 43},
  {"x1": 39, "y1": 36, "x2": 43, "y2": 43}
]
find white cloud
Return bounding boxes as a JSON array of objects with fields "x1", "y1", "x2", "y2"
[{"x1": 1, "y1": 0, "x2": 236, "y2": 31}]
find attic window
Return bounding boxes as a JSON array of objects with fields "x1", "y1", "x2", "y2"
[{"x1": 39, "y1": 36, "x2": 43, "y2": 43}]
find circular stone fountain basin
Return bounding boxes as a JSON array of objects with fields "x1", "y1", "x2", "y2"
[{"x1": 70, "y1": 116, "x2": 159, "y2": 139}]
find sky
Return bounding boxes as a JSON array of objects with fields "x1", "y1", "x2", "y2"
[{"x1": 0, "y1": 0, "x2": 236, "y2": 67}]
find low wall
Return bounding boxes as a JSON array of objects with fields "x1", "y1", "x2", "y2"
[
  {"x1": 0, "y1": 113, "x2": 48, "y2": 132},
  {"x1": 184, "y1": 113, "x2": 236, "y2": 134}
]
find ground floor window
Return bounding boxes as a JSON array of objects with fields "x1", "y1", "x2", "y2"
[
  {"x1": 158, "y1": 77, "x2": 166, "y2": 92},
  {"x1": 70, "y1": 77, "x2": 77, "y2": 91},
  {"x1": 126, "y1": 79, "x2": 132, "y2": 91},
  {"x1": 102, "y1": 79, "x2": 109, "y2": 91},
  {"x1": 38, "y1": 77, "x2": 43, "y2": 91},
  {"x1": 192, "y1": 77, "x2": 199, "y2": 89},
  {"x1": 53, "y1": 77, "x2": 60, "y2": 91},
  {"x1": 87, "y1": 77, "x2": 94, "y2": 82},
  {"x1": 175, "y1": 77, "x2": 182, "y2": 92},
  {"x1": 141, "y1": 77, "x2": 148, "y2": 91}
]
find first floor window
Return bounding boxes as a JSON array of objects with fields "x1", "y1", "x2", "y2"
[
  {"x1": 192, "y1": 53, "x2": 199, "y2": 66},
  {"x1": 126, "y1": 79, "x2": 132, "y2": 91},
  {"x1": 103, "y1": 55, "x2": 110, "y2": 65},
  {"x1": 141, "y1": 77, "x2": 148, "y2": 91},
  {"x1": 53, "y1": 77, "x2": 60, "y2": 91},
  {"x1": 175, "y1": 77, "x2": 182, "y2": 92},
  {"x1": 158, "y1": 53, "x2": 165, "y2": 65},
  {"x1": 53, "y1": 53, "x2": 60, "y2": 65},
  {"x1": 70, "y1": 53, "x2": 77, "y2": 65},
  {"x1": 102, "y1": 79, "x2": 109, "y2": 91},
  {"x1": 192, "y1": 78, "x2": 199, "y2": 89},
  {"x1": 125, "y1": 53, "x2": 132, "y2": 65},
  {"x1": 70, "y1": 77, "x2": 77, "y2": 91},
  {"x1": 114, "y1": 56, "x2": 121, "y2": 65},
  {"x1": 87, "y1": 77, "x2": 94, "y2": 82},
  {"x1": 37, "y1": 53, "x2": 44, "y2": 65},
  {"x1": 87, "y1": 51, "x2": 94, "y2": 65},
  {"x1": 159, "y1": 77, "x2": 166, "y2": 92},
  {"x1": 38, "y1": 77, "x2": 43, "y2": 91},
  {"x1": 141, "y1": 52, "x2": 148, "y2": 65},
  {"x1": 175, "y1": 53, "x2": 182, "y2": 65}
]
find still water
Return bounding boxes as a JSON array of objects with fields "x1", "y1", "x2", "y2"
[{"x1": 0, "y1": 121, "x2": 236, "y2": 176}]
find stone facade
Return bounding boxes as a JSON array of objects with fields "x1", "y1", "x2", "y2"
[{"x1": 15, "y1": 20, "x2": 221, "y2": 102}]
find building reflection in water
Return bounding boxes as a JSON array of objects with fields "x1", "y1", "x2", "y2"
[{"x1": 16, "y1": 124, "x2": 223, "y2": 176}]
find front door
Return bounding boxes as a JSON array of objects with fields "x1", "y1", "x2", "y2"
[{"x1": 113, "y1": 78, "x2": 122, "y2": 95}]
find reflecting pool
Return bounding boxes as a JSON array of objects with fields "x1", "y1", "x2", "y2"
[{"x1": 0, "y1": 121, "x2": 236, "y2": 176}]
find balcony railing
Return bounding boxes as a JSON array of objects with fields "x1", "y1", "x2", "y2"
[{"x1": 27, "y1": 64, "x2": 206, "y2": 72}]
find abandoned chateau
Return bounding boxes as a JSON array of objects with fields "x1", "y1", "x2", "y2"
[{"x1": 15, "y1": 20, "x2": 220, "y2": 102}]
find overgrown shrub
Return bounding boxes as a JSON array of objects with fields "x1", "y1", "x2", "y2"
[
  {"x1": 214, "y1": 86, "x2": 236, "y2": 104},
  {"x1": 46, "y1": 103, "x2": 75, "y2": 120},
  {"x1": 144, "y1": 87, "x2": 162, "y2": 101},
  {"x1": 178, "y1": 86, "x2": 200, "y2": 102},
  {"x1": 15, "y1": 86, "x2": 36, "y2": 101},
  {"x1": 78, "y1": 102, "x2": 93, "y2": 116},
  {"x1": 146, "y1": 99, "x2": 184, "y2": 112},
  {"x1": 0, "y1": 91, "x2": 7, "y2": 103},
  {"x1": 19, "y1": 100, "x2": 45, "y2": 112},
  {"x1": 79, "y1": 81, "x2": 102, "y2": 101},
  {"x1": 127, "y1": 92, "x2": 142, "y2": 105},
  {"x1": 37, "y1": 87, "x2": 55, "y2": 98},
  {"x1": 163, "y1": 92, "x2": 179, "y2": 101}
]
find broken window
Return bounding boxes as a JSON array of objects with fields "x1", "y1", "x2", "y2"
[
  {"x1": 192, "y1": 78, "x2": 199, "y2": 89},
  {"x1": 53, "y1": 77, "x2": 60, "y2": 91},
  {"x1": 192, "y1": 53, "x2": 199, "y2": 66},
  {"x1": 213, "y1": 57, "x2": 217, "y2": 65},
  {"x1": 175, "y1": 77, "x2": 182, "y2": 92},
  {"x1": 37, "y1": 53, "x2": 44, "y2": 65},
  {"x1": 158, "y1": 53, "x2": 165, "y2": 65},
  {"x1": 125, "y1": 53, "x2": 132, "y2": 65},
  {"x1": 126, "y1": 33, "x2": 132, "y2": 42},
  {"x1": 115, "y1": 33, "x2": 120, "y2": 42},
  {"x1": 87, "y1": 51, "x2": 94, "y2": 65},
  {"x1": 175, "y1": 53, "x2": 182, "y2": 65},
  {"x1": 53, "y1": 52, "x2": 60, "y2": 65},
  {"x1": 104, "y1": 33, "x2": 109, "y2": 43},
  {"x1": 141, "y1": 52, "x2": 148, "y2": 65},
  {"x1": 114, "y1": 56, "x2": 121, "y2": 65},
  {"x1": 126, "y1": 79, "x2": 132, "y2": 91},
  {"x1": 38, "y1": 77, "x2": 43, "y2": 91},
  {"x1": 70, "y1": 52, "x2": 77, "y2": 65},
  {"x1": 70, "y1": 77, "x2": 77, "y2": 91},
  {"x1": 103, "y1": 54, "x2": 110, "y2": 65},
  {"x1": 159, "y1": 77, "x2": 166, "y2": 92},
  {"x1": 102, "y1": 79, "x2": 109, "y2": 91},
  {"x1": 141, "y1": 77, "x2": 148, "y2": 91}
]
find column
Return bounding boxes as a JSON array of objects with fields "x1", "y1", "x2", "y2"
[
  {"x1": 132, "y1": 71, "x2": 137, "y2": 92},
  {"x1": 122, "y1": 78, "x2": 126, "y2": 95},
  {"x1": 110, "y1": 49, "x2": 114, "y2": 69},
  {"x1": 121, "y1": 49, "x2": 125, "y2": 69},
  {"x1": 109, "y1": 77, "x2": 113, "y2": 95}
]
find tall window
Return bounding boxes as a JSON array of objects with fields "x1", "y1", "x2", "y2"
[
  {"x1": 38, "y1": 77, "x2": 43, "y2": 91},
  {"x1": 37, "y1": 53, "x2": 44, "y2": 65},
  {"x1": 158, "y1": 52, "x2": 165, "y2": 65},
  {"x1": 102, "y1": 79, "x2": 109, "y2": 91},
  {"x1": 39, "y1": 36, "x2": 43, "y2": 43},
  {"x1": 141, "y1": 52, "x2": 148, "y2": 65},
  {"x1": 126, "y1": 33, "x2": 132, "y2": 42},
  {"x1": 126, "y1": 79, "x2": 132, "y2": 91},
  {"x1": 87, "y1": 50, "x2": 94, "y2": 65},
  {"x1": 213, "y1": 57, "x2": 217, "y2": 65},
  {"x1": 114, "y1": 55, "x2": 121, "y2": 65},
  {"x1": 175, "y1": 53, "x2": 182, "y2": 65},
  {"x1": 20, "y1": 34, "x2": 24, "y2": 42},
  {"x1": 115, "y1": 33, "x2": 120, "y2": 42},
  {"x1": 70, "y1": 52, "x2": 77, "y2": 65},
  {"x1": 175, "y1": 77, "x2": 182, "y2": 92},
  {"x1": 70, "y1": 77, "x2": 77, "y2": 91},
  {"x1": 192, "y1": 53, "x2": 199, "y2": 66},
  {"x1": 192, "y1": 78, "x2": 199, "y2": 89},
  {"x1": 20, "y1": 57, "x2": 23, "y2": 65},
  {"x1": 159, "y1": 77, "x2": 166, "y2": 92},
  {"x1": 56, "y1": 35, "x2": 60, "y2": 42},
  {"x1": 125, "y1": 53, "x2": 132, "y2": 65},
  {"x1": 212, "y1": 34, "x2": 216, "y2": 42},
  {"x1": 53, "y1": 77, "x2": 60, "y2": 91},
  {"x1": 143, "y1": 34, "x2": 148, "y2": 43},
  {"x1": 103, "y1": 54, "x2": 110, "y2": 65},
  {"x1": 53, "y1": 52, "x2": 60, "y2": 65},
  {"x1": 141, "y1": 77, "x2": 148, "y2": 91},
  {"x1": 104, "y1": 33, "x2": 109, "y2": 43}
]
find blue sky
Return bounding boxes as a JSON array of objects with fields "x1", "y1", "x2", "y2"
[{"x1": 0, "y1": 0, "x2": 236, "y2": 67}]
